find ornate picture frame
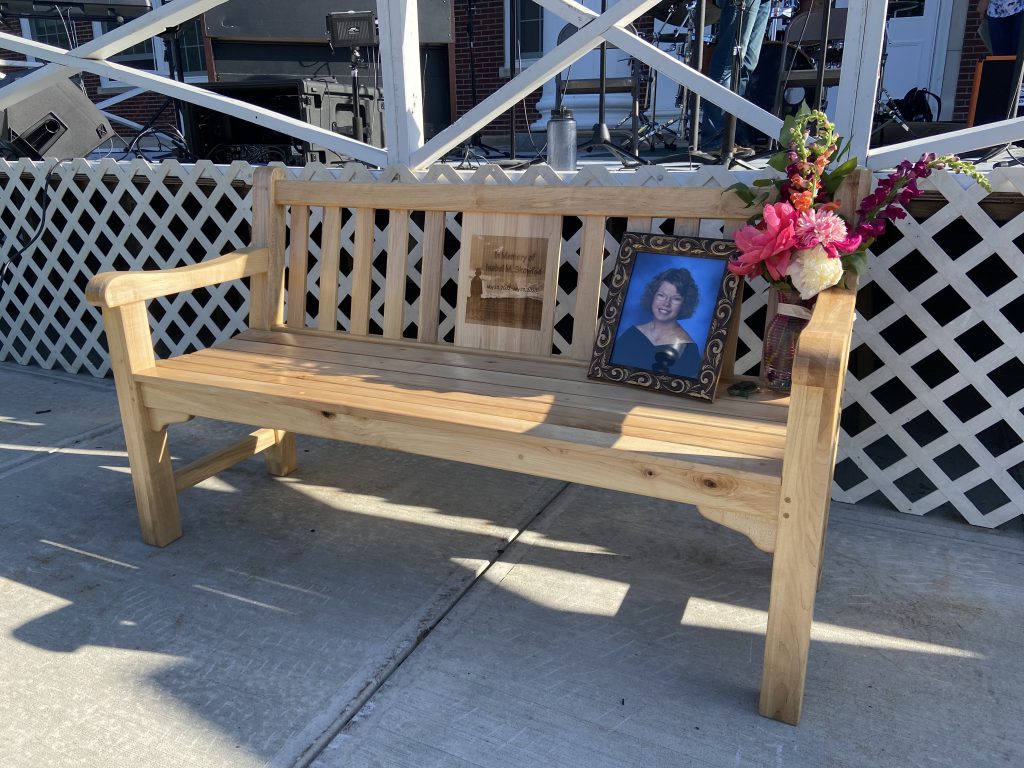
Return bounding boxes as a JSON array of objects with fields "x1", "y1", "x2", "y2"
[{"x1": 587, "y1": 233, "x2": 741, "y2": 402}]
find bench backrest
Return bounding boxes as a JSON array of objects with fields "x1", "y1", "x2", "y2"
[{"x1": 249, "y1": 168, "x2": 762, "y2": 364}]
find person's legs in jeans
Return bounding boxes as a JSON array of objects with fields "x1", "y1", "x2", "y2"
[
  {"x1": 700, "y1": 1, "x2": 738, "y2": 147},
  {"x1": 989, "y1": 11, "x2": 1024, "y2": 56},
  {"x1": 735, "y1": 0, "x2": 772, "y2": 145},
  {"x1": 701, "y1": 0, "x2": 770, "y2": 148}
]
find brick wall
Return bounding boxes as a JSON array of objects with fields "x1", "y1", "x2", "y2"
[
  {"x1": 954, "y1": 10, "x2": 990, "y2": 121},
  {"x1": 453, "y1": 0, "x2": 542, "y2": 134}
]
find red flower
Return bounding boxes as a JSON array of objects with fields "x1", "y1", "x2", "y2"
[{"x1": 730, "y1": 202, "x2": 800, "y2": 281}]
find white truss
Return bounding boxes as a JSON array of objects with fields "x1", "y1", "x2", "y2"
[{"x1": 1, "y1": 0, "x2": 1018, "y2": 167}]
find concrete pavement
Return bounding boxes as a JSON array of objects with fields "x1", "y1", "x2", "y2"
[{"x1": 1, "y1": 362, "x2": 1021, "y2": 767}]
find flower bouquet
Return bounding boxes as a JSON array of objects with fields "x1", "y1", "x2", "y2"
[{"x1": 726, "y1": 107, "x2": 989, "y2": 390}]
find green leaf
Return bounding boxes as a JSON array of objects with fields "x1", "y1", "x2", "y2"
[
  {"x1": 752, "y1": 178, "x2": 775, "y2": 187},
  {"x1": 724, "y1": 182, "x2": 757, "y2": 206},
  {"x1": 767, "y1": 152, "x2": 790, "y2": 172},
  {"x1": 842, "y1": 249, "x2": 869, "y2": 276},
  {"x1": 823, "y1": 158, "x2": 858, "y2": 194},
  {"x1": 778, "y1": 114, "x2": 800, "y2": 145}
]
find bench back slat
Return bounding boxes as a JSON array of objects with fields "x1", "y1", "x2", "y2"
[
  {"x1": 273, "y1": 181, "x2": 755, "y2": 218},
  {"x1": 318, "y1": 207, "x2": 342, "y2": 332},
  {"x1": 350, "y1": 207, "x2": 375, "y2": 335},
  {"x1": 570, "y1": 215, "x2": 608, "y2": 360},
  {"x1": 286, "y1": 204, "x2": 310, "y2": 328},
  {"x1": 417, "y1": 209, "x2": 446, "y2": 343},
  {"x1": 383, "y1": 210, "x2": 410, "y2": 338}
]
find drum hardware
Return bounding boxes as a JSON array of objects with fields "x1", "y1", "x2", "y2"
[
  {"x1": 652, "y1": 0, "x2": 720, "y2": 27},
  {"x1": 646, "y1": 0, "x2": 721, "y2": 161},
  {"x1": 573, "y1": 0, "x2": 650, "y2": 167}
]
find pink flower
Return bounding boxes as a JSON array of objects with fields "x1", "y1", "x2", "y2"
[
  {"x1": 794, "y1": 208, "x2": 863, "y2": 258},
  {"x1": 730, "y1": 202, "x2": 799, "y2": 281},
  {"x1": 795, "y1": 208, "x2": 848, "y2": 247}
]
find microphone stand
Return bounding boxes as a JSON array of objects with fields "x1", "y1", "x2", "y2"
[
  {"x1": 812, "y1": 0, "x2": 831, "y2": 110},
  {"x1": 690, "y1": 0, "x2": 706, "y2": 154},
  {"x1": 575, "y1": 0, "x2": 648, "y2": 166},
  {"x1": 458, "y1": 0, "x2": 505, "y2": 164}
]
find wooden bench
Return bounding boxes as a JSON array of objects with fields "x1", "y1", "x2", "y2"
[{"x1": 86, "y1": 167, "x2": 867, "y2": 725}]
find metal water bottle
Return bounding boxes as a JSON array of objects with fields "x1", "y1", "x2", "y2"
[{"x1": 547, "y1": 107, "x2": 577, "y2": 171}]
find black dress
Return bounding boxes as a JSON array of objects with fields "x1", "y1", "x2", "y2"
[{"x1": 610, "y1": 326, "x2": 701, "y2": 378}]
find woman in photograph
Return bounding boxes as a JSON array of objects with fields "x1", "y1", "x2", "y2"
[{"x1": 612, "y1": 267, "x2": 702, "y2": 377}]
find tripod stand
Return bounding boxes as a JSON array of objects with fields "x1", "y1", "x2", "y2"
[{"x1": 575, "y1": 0, "x2": 648, "y2": 167}]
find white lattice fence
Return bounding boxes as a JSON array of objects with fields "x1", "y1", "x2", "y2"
[{"x1": 1, "y1": 159, "x2": 1019, "y2": 529}]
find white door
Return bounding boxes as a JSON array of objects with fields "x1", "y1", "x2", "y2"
[{"x1": 882, "y1": 0, "x2": 951, "y2": 102}]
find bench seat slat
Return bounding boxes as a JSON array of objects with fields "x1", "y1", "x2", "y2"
[
  {"x1": 239, "y1": 329, "x2": 791, "y2": 423},
  {"x1": 171, "y1": 346, "x2": 787, "y2": 461},
  {"x1": 136, "y1": 368, "x2": 782, "y2": 530},
  {"x1": 194, "y1": 337, "x2": 787, "y2": 450}
]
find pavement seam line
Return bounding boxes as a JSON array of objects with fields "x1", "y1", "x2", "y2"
[
  {"x1": 288, "y1": 480, "x2": 573, "y2": 768},
  {"x1": 0, "y1": 421, "x2": 125, "y2": 480}
]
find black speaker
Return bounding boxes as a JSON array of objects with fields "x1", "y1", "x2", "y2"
[
  {"x1": 207, "y1": 43, "x2": 452, "y2": 142},
  {"x1": 1, "y1": 78, "x2": 113, "y2": 159},
  {"x1": 968, "y1": 56, "x2": 1021, "y2": 127},
  {"x1": 205, "y1": 0, "x2": 451, "y2": 45},
  {"x1": 184, "y1": 78, "x2": 385, "y2": 165},
  {"x1": 0, "y1": 1, "x2": 151, "y2": 20}
]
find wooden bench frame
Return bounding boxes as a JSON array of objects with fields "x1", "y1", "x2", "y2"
[{"x1": 87, "y1": 167, "x2": 871, "y2": 725}]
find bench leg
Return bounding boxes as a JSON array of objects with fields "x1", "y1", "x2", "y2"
[
  {"x1": 263, "y1": 429, "x2": 298, "y2": 476},
  {"x1": 759, "y1": 496, "x2": 828, "y2": 725},
  {"x1": 760, "y1": 375, "x2": 840, "y2": 724},
  {"x1": 122, "y1": 416, "x2": 182, "y2": 547}
]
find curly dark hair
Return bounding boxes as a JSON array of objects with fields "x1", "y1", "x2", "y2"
[{"x1": 641, "y1": 267, "x2": 699, "y2": 320}]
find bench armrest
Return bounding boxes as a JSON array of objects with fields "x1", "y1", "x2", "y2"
[
  {"x1": 86, "y1": 247, "x2": 270, "y2": 309},
  {"x1": 792, "y1": 286, "x2": 857, "y2": 392}
]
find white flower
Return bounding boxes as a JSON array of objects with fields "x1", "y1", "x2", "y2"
[{"x1": 787, "y1": 244, "x2": 844, "y2": 300}]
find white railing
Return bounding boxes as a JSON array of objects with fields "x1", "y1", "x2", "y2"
[
  {"x1": 1, "y1": 158, "x2": 1021, "y2": 530},
  {"x1": 2, "y1": 0, "x2": 1017, "y2": 170}
]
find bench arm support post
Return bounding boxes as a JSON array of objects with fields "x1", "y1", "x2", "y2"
[
  {"x1": 760, "y1": 286, "x2": 857, "y2": 724},
  {"x1": 99, "y1": 300, "x2": 183, "y2": 546}
]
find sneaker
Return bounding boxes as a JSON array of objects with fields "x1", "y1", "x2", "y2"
[{"x1": 700, "y1": 141, "x2": 755, "y2": 159}]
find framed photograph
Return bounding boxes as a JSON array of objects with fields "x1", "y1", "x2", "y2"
[
  {"x1": 455, "y1": 212, "x2": 562, "y2": 355},
  {"x1": 587, "y1": 233, "x2": 741, "y2": 401}
]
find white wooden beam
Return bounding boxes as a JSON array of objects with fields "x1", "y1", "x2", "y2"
[
  {"x1": 867, "y1": 118, "x2": 1024, "y2": 169},
  {"x1": 834, "y1": 0, "x2": 887, "y2": 163},
  {"x1": 607, "y1": 31, "x2": 783, "y2": 140},
  {"x1": 534, "y1": 0, "x2": 783, "y2": 144},
  {"x1": 376, "y1": 0, "x2": 424, "y2": 164},
  {"x1": 410, "y1": 0, "x2": 664, "y2": 168},
  {"x1": 0, "y1": 34, "x2": 388, "y2": 166},
  {"x1": 0, "y1": 0, "x2": 231, "y2": 110}
]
